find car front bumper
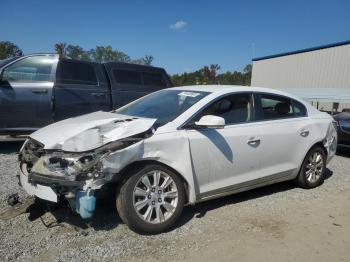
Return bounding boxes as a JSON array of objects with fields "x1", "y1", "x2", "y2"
[{"x1": 19, "y1": 171, "x2": 58, "y2": 203}]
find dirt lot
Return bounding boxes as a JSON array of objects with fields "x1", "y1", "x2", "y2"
[{"x1": 0, "y1": 141, "x2": 349, "y2": 262}]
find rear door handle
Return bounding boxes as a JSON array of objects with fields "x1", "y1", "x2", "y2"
[
  {"x1": 300, "y1": 129, "x2": 310, "y2": 137},
  {"x1": 247, "y1": 137, "x2": 261, "y2": 146},
  {"x1": 31, "y1": 89, "x2": 48, "y2": 94},
  {"x1": 91, "y1": 92, "x2": 105, "y2": 97}
]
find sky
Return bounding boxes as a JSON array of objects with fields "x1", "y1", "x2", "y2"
[{"x1": 1, "y1": 0, "x2": 349, "y2": 74}]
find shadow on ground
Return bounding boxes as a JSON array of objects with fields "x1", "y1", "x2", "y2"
[
  {"x1": 175, "y1": 168, "x2": 333, "y2": 230},
  {"x1": 337, "y1": 147, "x2": 350, "y2": 158},
  {"x1": 26, "y1": 192, "x2": 121, "y2": 232},
  {"x1": 23, "y1": 168, "x2": 333, "y2": 234},
  {"x1": 0, "y1": 141, "x2": 24, "y2": 154}
]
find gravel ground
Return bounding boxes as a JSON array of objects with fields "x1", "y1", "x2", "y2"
[{"x1": 0, "y1": 141, "x2": 349, "y2": 262}]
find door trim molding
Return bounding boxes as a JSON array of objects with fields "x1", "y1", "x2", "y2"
[{"x1": 197, "y1": 169, "x2": 296, "y2": 202}]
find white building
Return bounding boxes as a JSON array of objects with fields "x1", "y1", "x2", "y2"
[{"x1": 251, "y1": 41, "x2": 350, "y2": 113}]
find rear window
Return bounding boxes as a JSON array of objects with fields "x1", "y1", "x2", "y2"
[
  {"x1": 258, "y1": 94, "x2": 307, "y2": 120},
  {"x1": 56, "y1": 60, "x2": 97, "y2": 85},
  {"x1": 142, "y1": 72, "x2": 166, "y2": 87},
  {"x1": 292, "y1": 100, "x2": 307, "y2": 117},
  {"x1": 113, "y1": 69, "x2": 142, "y2": 85}
]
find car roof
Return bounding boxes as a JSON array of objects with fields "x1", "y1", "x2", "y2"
[
  {"x1": 168, "y1": 85, "x2": 301, "y2": 98},
  {"x1": 103, "y1": 62, "x2": 166, "y2": 72},
  {"x1": 167, "y1": 85, "x2": 322, "y2": 115}
]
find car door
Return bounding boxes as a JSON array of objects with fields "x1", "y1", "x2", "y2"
[
  {"x1": 53, "y1": 60, "x2": 111, "y2": 121},
  {"x1": 105, "y1": 63, "x2": 170, "y2": 110},
  {"x1": 109, "y1": 68, "x2": 148, "y2": 108},
  {"x1": 0, "y1": 55, "x2": 57, "y2": 131},
  {"x1": 254, "y1": 93, "x2": 312, "y2": 179},
  {"x1": 185, "y1": 93, "x2": 263, "y2": 197}
]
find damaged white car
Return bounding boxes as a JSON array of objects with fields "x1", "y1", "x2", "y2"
[{"x1": 18, "y1": 86, "x2": 337, "y2": 234}]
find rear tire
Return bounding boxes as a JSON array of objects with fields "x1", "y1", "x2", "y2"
[
  {"x1": 116, "y1": 164, "x2": 185, "y2": 234},
  {"x1": 296, "y1": 146, "x2": 326, "y2": 189}
]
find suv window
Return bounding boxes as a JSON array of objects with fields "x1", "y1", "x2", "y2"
[
  {"x1": 2, "y1": 56, "x2": 55, "y2": 82},
  {"x1": 0, "y1": 57, "x2": 17, "y2": 68},
  {"x1": 193, "y1": 93, "x2": 253, "y2": 125},
  {"x1": 258, "y1": 94, "x2": 306, "y2": 120},
  {"x1": 56, "y1": 60, "x2": 97, "y2": 85},
  {"x1": 113, "y1": 69, "x2": 142, "y2": 85},
  {"x1": 143, "y1": 72, "x2": 166, "y2": 87}
]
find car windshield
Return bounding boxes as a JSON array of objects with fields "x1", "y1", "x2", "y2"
[{"x1": 116, "y1": 89, "x2": 210, "y2": 127}]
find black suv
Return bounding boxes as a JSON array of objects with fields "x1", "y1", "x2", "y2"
[
  {"x1": 333, "y1": 112, "x2": 350, "y2": 148},
  {"x1": 0, "y1": 54, "x2": 173, "y2": 135}
]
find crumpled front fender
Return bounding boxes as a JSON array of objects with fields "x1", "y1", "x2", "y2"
[{"x1": 324, "y1": 122, "x2": 338, "y2": 162}]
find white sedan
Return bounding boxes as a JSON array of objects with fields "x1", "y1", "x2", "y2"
[{"x1": 19, "y1": 86, "x2": 337, "y2": 234}]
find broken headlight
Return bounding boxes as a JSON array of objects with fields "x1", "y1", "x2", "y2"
[
  {"x1": 30, "y1": 140, "x2": 131, "y2": 178},
  {"x1": 31, "y1": 153, "x2": 103, "y2": 178}
]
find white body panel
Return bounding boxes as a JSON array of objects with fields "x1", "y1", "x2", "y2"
[
  {"x1": 186, "y1": 123, "x2": 262, "y2": 194},
  {"x1": 23, "y1": 85, "x2": 337, "y2": 204},
  {"x1": 30, "y1": 111, "x2": 156, "y2": 152}
]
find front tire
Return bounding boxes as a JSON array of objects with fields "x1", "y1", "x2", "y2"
[
  {"x1": 116, "y1": 164, "x2": 185, "y2": 234},
  {"x1": 296, "y1": 146, "x2": 326, "y2": 189}
]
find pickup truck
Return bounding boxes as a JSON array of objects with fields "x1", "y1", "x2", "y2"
[{"x1": 0, "y1": 54, "x2": 173, "y2": 135}]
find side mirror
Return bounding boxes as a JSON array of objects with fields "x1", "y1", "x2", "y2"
[{"x1": 195, "y1": 115, "x2": 225, "y2": 129}]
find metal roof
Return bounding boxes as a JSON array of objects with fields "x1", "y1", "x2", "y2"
[
  {"x1": 279, "y1": 88, "x2": 350, "y2": 103},
  {"x1": 252, "y1": 40, "x2": 350, "y2": 61}
]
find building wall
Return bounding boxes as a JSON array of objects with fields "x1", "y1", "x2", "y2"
[{"x1": 251, "y1": 44, "x2": 350, "y2": 112}]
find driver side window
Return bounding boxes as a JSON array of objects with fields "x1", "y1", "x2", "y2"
[
  {"x1": 2, "y1": 56, "x2": 55, "y2": 82},
  {"x1": 194, "y1": 93, "x2": 253, "y2": 125}
]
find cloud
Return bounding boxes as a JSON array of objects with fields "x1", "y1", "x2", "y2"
[{"x1": 169, "y1": 20, "x2": 188, "y2": 30}]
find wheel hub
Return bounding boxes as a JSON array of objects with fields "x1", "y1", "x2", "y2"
[
  {"x1": 132, "y1": 170, "x2": 179, "y2": 224},
  {"x1": 305, "y1": 152, "x2": 324, "y2": 183}
]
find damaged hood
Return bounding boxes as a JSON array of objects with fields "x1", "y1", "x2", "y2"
[{"x1": 30, "y1": 111, "x2": 156, "y2": 152}]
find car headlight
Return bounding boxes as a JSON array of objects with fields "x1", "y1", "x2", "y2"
[
  {"x1": 30, "y1": 140, "x2": 132, "y2": 177},
  {"x1": 31, "y1": 153, "x2": 102, "y2": 177}
]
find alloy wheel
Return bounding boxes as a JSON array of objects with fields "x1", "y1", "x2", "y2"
[
  {"x1": 132, "y1": 170, "x2": 179, "y2": 224},
  {"x1": 305, "y1": 152, "x2": 324, "y2": 183}
]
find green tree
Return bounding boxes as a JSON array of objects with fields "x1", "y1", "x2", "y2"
[
  {"x1": 0, "y1": 41, "x2": 23, "y2": 59},
  {"x1": 171, "y1": 64, "x2": 252, "y2": 86},
  {"x1": 80, "y1": 51, "x2": 92, "y2": 62},
  {"x1": 90, "y1": 45, "x2": 130, "y2": 63},
  {"x1": 201, "y1": 64, "x2": 221, "y2": 84},
  {"x1": 66, "y1": 45, "x2": 85, "y2": 60},
  {"x1": 54, "y1": 43, "x2": 67, "y2": 58},
  {"x1": 242, "y1": 64, "x2": 252, "y2": 86},
  {"x1": 53, "y1": 43, "x2": 153, "y2": 65},
  {"x1": 142, "y1": 55, "x2": 154, "y2": 66},
  {"x1": 243, "y1": 64, "x2": 252, "y2": 75}
]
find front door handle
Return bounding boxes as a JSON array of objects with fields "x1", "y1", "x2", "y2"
[
  {"x1": 32, "y1": 89, "x2": 48, "y2": 94},
  {"x1": 247, "y1": 137, "x2": 261, "y2": 146},
  {"x1": 300, "y1": 129, "x2": 310, "y2": 137},
  {"x1": 91, "y1": 92, "x2": 105, "y2": 97}
]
